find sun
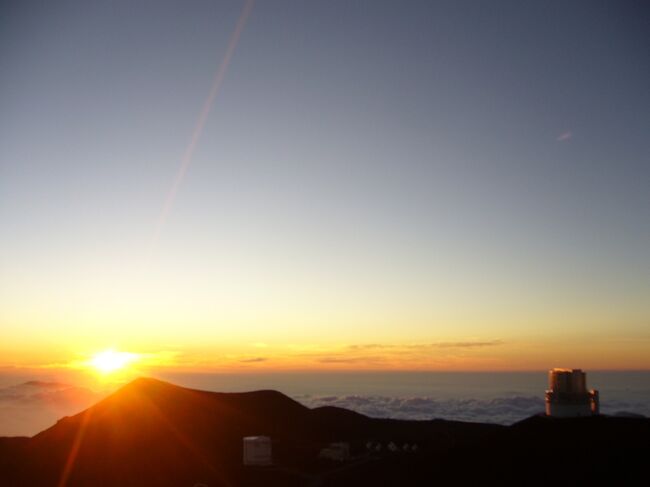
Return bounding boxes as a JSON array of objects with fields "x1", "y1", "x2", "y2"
[{"x1": 90, "y1": 349, "x2": 139, "y2": 374}]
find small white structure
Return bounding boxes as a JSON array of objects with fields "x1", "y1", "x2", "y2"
[
  {"x1": 545, "y1": 368, "x2": 599, "y2": 418},
  {"x1": 388, "y1": 442, "x2": 398, "y2": 452},
  {"x1": 319, "y1": 442, "x2": 351, "y2": 462},
  {"x1": 243, "y1": 436, "x2": 272, "y2": 466}
]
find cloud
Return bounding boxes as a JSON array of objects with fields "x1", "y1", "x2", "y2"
[
  {"x1": 302, "y1": 341, "x2": 506, "y2": 368},
  {"x1": 0, "y1": 381, "x2": 103, "y2": 436},
  {"x1": 239, "y1": 357, "x2": 268, "y2": 363},
  {"x1": 557, "y1": 131, "x2": 572, "y2": 141},
  {"x1": 317, "y1": 356, "x2": 386, "y2": 364},
  {"x1": 297, "y1": 393, "x2": 545, "y2": 425},
  {"x1": 429, "y1": 340, "x2": 503, "y2": 349},
  {"x1": 296, "y1": 394, "x2": 649, "y2": 425},
  {"x1": 347, "y1": 344, "x2": 386, "y2": 351},
  {"x1": 347, "y1": 340, "x2": 504, "y2": 351}
]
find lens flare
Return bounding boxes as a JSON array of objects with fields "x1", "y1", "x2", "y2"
[{"x1": 151, "y1": 0, "x2": 254, "y2": 246}]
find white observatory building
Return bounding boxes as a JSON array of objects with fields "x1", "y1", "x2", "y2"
[
  {"x1": 545, "y1": 368, "x2": 599, "y2": 418},
  {"x1": 242, "y1": 436, "x2": 272, "y2": 466}
]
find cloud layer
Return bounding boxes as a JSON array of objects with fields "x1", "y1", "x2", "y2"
[
  {"x1": 296, "y1": 394, "x2": 648, "y2": 425},
  {"x1": 0, "y1": 381, "x2": 103, "y2": 437}
]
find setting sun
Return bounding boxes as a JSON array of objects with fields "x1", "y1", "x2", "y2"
[{"x1": 90, "y1": 349, "x2": 139, "y2": 374}]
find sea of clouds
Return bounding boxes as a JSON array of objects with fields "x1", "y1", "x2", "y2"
[
  {"x1": 0, "y1": 381, "x2": 102, "y2": 437},
  {"x1": 295, "y1": 394, "x2": 648, "y2": 425}
]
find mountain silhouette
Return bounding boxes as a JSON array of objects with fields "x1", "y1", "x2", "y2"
[{"x1": 0, "y1": 377, "x2": 647, "y2": 486}]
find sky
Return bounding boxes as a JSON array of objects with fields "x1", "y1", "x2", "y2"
[{"x1": 1, "y1": 0, "x2": 649, "y2": 374}]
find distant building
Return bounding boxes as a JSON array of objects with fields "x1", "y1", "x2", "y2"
[
  {"x1": 545, "y1": 368, "x2": 599, "y2": 417},
  {"x1": 319, "y1": 442, "x2": 351, "y2": 462},
  {"x1": 243, "y1": 436, "x2": 272, "y2": 466}
]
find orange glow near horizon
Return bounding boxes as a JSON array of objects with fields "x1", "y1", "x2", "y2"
[
  {"x1": 19, "y1": 336, "x2": 639, "y2": 377},
  {"x1": 1, "y1": 332, "x2": 649, "y2": 375}
]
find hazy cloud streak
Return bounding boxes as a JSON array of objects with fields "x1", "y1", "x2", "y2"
[{"x1": 347, "y1": 340, "x2": 504, "y2": 351}]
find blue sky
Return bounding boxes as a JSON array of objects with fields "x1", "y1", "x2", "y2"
[{"x1": 1, "y1": 1, "x2": 649, "y2": 369}]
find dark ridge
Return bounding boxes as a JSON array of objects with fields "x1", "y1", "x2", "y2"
[
  {"x1": 613, "y1": 411, "x2": 646, "y2": 418},
  {"x1": 310, "y1": 405, "x2": 370, "y2": 421}
]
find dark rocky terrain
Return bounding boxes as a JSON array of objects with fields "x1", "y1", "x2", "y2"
[{"x1": 0, "y1": 378, "x2": 647, "y2": 486}]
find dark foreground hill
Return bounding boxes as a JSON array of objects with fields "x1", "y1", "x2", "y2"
[{"x1": 0, "y1": 378, "x2": 647, "y2": 486}]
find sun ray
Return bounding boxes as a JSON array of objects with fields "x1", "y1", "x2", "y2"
[{"x1": 57, "y1": 408, "x2": 93, "y2": 487}]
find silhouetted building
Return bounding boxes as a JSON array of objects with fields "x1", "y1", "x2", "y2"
[
  {"x1": 318, "y1": 442, "x2": 350, "y2": 461},
  {"x1": 243, "y1": 436, "x2": 272, "y2": 466},
  {"x1": 545, "y1": 368, "x2": 599, "y2": 417}
]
